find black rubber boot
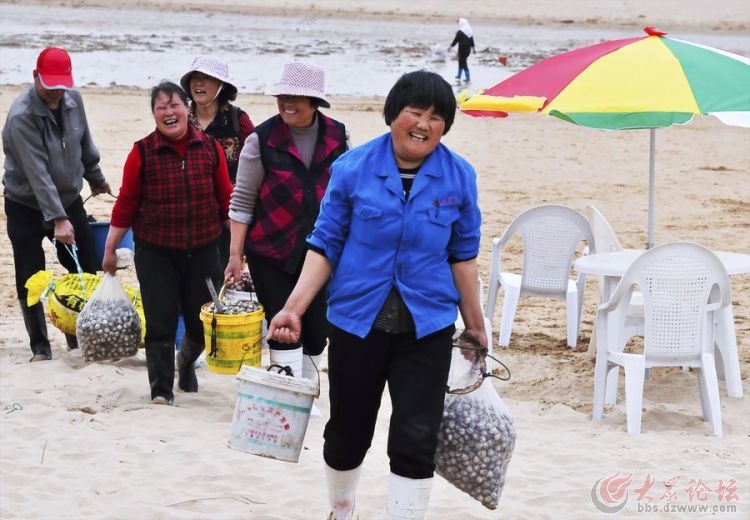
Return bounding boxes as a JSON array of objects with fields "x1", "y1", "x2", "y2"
[
  {"x1": 145, "y1": 341, "x2": 176, "y2": 404},
  {"x1": 177, "y1": 336, "x2": 203, "y2": 393},
  {"x1": 65, "y1": 334, "x2": 79, "y2": 351},
  {"x1": 19, "y1": 299, "x2": 52, "y2": 361}
]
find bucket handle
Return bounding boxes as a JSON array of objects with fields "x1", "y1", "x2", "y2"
[
  {"x1": 266, "y1": 356, "x2": 321, "y2": 399},
  {"x1": 82, "y1": 193, "x2": 117, "y2": 205},
  {"x1": 62, "y1": 242, "x2": 88, "y2": 305},
  {"x1": 305, "y1": 354, "x2": 322, "y2": 398},
  {"x1": 267, "y1": 363, "x2": 294, "y2": 377},
  {"x1": 235, "y1": 338, "x2": 265, "y2": 374},
  {"x1": 209, "y1": 311, "x2": 218, "y2": 358}
]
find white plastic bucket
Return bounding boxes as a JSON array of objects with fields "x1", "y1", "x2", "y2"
[{"x1": 228, "y1": 366, "x2": 319, "y2": 462}]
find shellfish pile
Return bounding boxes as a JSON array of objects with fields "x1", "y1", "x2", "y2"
[
  {"x1": 225, "y1": 271, "x2": 254, "y2": 292},
  {"x1": 434, "y1": 390, "x2": 516, "y2": 510},
  {"x1": 205, "y1": 299, "x2": 261, "y2": 315},
  {"x1": 77, "y1": 298, "x2": 142, "y2": 361}
]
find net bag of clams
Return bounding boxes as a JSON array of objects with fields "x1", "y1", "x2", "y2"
[
  {"x1": 25, "y1": 270, "x2": 146, "y2": 343},
  {"x1": 434, "y1": 336, "x2": 516, "y2": 510},
  {"x1": 76, "y1": 273, "x2": 142, "y2": 362}
]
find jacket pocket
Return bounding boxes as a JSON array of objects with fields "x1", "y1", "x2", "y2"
[{"x1": 351, "y1": 204, "x2": 386, "y2": 247}]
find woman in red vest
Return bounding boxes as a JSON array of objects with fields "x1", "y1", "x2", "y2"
[{"x1": 102, "y1": 81, "x2": 233, "y2": 405}]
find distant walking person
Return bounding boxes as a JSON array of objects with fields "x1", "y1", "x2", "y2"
[
  {"x1": 449, "y1": 18, "x2": 475, "y2": 83},
  {"x1": 2, "y1": 46, "x2": 111, "y2": 362}
]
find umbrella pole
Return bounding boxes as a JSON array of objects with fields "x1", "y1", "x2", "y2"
[{"x1": 647, "y1": 128, "x2": 656, "y2": 249}]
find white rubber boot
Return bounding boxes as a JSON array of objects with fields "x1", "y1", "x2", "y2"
[
  {"x1": 325, "y1": 463, "x2": 361, "y2": 520},
  {"x1": 303, "y1": 353, "x2": 323, "y2": 380},
  {"x1": 387, "y1": 473, "x2": 433, "y2": 519},
  {"x1": 269, "y1": 347, "x2": 303, "y2": 377},
  {"x1": 303, "y1": 352, "x2": 324, "y2": 417}
]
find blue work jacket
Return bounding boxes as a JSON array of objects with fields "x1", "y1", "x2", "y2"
[{"x1": 308, "y1": 132, "x2": 482, "y2": 339}]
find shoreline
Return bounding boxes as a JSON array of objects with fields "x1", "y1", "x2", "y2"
[{"x1": 30, "y1": 0, "x2": 750, "y2": 33}]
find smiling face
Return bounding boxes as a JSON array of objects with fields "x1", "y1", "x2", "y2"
[
  {"x1": 188, "y1": 72, "x2": 222, "y2": 106},
  {"x1": 276, "y1": 95, "x2": 316, "y2": 128},
  {"x1": 33, "y1": 72, "x2": 65, "y2": 109},
  {"x1": 389, "y1": 105, "x2": 445, "y2": 169},
  {"x1": 153, "y1": 91, "x2": 189, "y2": 140}
]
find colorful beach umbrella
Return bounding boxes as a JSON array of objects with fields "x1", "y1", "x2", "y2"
[{"x1": 460, "y1": 27, "x2": 750, "y2": 247}]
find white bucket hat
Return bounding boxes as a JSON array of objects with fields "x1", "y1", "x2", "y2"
[
  {"x1": 180, "y1": 55, "x2": 237, "y2": 97},
  {"x1": 266, "y1": 62, "x2": 330, "y2": 108}
]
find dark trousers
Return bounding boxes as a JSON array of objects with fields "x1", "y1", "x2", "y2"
[
  {"x1": 134, "y1": 240, "x2": 222, "y2": 345},
  {"x1": 5, "y1": 196, "x2": 98, "y2": 299},
  {"x1": 323, "y1": 324, "x2": 454, "y2": 479},
  {"x1": 135, "y1": 240, "x2": 221, "y2": 400},
  {"x1": 247, "y1": 254, "x2": 328, "y2": 355},
  {"x1": 457, "y1": 51, "x2": 470, "y2": 81}
]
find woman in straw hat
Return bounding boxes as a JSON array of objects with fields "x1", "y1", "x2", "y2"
[
  {"x1": 225, "y1": 62, "x2": 349, "y2": 386},
  {"x1": 268, "y1": 70, "x2": 486, "y2": 519},
  {"x1": 180, "y1": 55, "x2": 254, "y2": 268}
]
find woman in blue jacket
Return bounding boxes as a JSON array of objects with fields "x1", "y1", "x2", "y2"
[{"x1": 268, "y1": 70, "x2": 486, "y2": 520}]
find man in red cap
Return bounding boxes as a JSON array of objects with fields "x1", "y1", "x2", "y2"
[{"x1": 2, "y1": 46, "x2": 111, "y2": 361}]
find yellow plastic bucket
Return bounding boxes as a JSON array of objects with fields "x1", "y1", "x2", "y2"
[{"x1": 200, "y1": 303, "x2": 264, "y2": 374}]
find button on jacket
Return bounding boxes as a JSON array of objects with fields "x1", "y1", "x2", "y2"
[
  {"x1": 2, "y1": 86, "x2": 105, "y2": 222},
  {"x1": 308, "y1": 132, "x2": 482, "y2": 339}
]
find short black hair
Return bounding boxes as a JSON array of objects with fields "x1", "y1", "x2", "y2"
[
  {"x1": 150, "y1": 80, "x2": 188, "y2": 112},
  {"x1": 383, "y1": 70, "x2": 456, "y2": 135}
]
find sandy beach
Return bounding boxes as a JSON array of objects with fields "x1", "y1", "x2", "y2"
[{"x1": 1, "y1": 1, "x2": 749, "y2": 518}]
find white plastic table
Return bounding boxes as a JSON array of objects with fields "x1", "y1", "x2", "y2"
[{"x1": 575, "y1": 249, "x2": 750, "y2": 398}]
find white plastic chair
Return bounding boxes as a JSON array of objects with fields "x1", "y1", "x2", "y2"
[
  {"x1": 585, "y1": 205, "x2": 644, "y2": 358},
  {"x1": 485, "y1": 204, "x2": 594, "y2": 349},
  {"x1": 592, "y1": 242, "x2": 731, "y2": 436}
]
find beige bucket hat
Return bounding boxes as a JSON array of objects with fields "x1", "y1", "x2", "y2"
[
  {"x1": 180, "y1": 55, "x2": 238, "y2": 97},
  {"x1": 266, "y1": 61, "x2": 330, "y2": 108}
]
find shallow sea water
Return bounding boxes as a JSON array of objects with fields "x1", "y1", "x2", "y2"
[{"x1": 1, "y1": 4, "x2": 748, "y2": 97}]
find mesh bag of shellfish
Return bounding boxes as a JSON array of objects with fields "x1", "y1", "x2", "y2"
[
  {"x1": 434, "y1": 343, "x2": 516, "y2": 510},
  {"x1": 76, "y1": 273, "x2": 142, "y2": 362}
]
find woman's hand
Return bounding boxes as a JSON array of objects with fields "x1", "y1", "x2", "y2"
[
  {"x1": 224, "y1": 254, "x2": 244, "y2": 285},
  {"x1": 456, "y1": 328, "x2": 487, "y2": 363},
  {"x1": 101, "y1": 249, "x2": 118, "y2": 275},
  {"x1": 267, "y1": 309, "x2": 302, "y2": 344}
]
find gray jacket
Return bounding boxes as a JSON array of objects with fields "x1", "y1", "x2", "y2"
[{"x1": 2, "y1": 86, "x2": 106, "y2": 221}]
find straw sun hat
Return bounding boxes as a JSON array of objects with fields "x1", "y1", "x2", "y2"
[
  {"x1": 180, "y1": 55, "x2": 238, "y2": 97},
  {"x1": 265, "y1": 62, "x2": 330, "y2": 108}
]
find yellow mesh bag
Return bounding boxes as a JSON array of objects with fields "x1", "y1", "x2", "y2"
[{"x1": 25, "y1": 270, "x2": 146, "y2": 341}]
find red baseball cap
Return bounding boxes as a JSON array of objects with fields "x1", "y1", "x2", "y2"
[{"x1": 36, "y1": 47, "x2": 74, "y2": 90}]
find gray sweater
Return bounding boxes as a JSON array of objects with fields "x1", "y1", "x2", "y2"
[
  {"x1": 230, "y1": 115, "x2": 351, "y2": 224},
  {"x1": 2, "y1": 86, "x2": 105, "y2": 221}
]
